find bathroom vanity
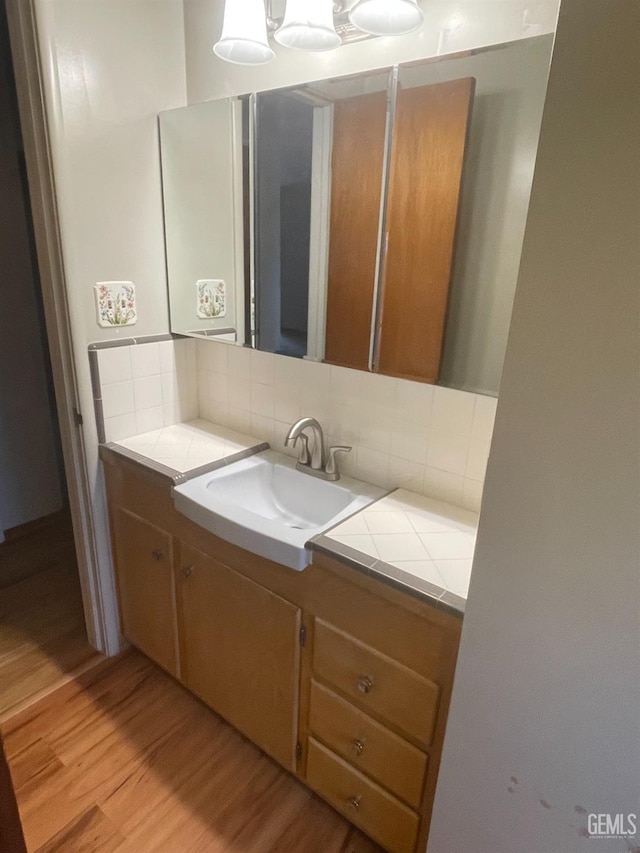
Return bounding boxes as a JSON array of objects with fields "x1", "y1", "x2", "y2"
[{"x1": 100, "y1": 431, "x2": 466, "y2": 853}]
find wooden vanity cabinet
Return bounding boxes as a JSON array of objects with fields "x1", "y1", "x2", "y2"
[
  {"x1": 177, "y1": 542, "x2": 301, "y2": 771},
  {"x1": 110, "y1": 507, "x2": 178, "y2": 677},
  {"x1": 102, "y1": 450, "x2": 462, "y2": 853}
]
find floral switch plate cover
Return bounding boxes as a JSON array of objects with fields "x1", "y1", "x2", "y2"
[
  {"x1": 197, "y1": 280, "x2": 226, "y2": 319},
  {"x1": 94, "y1": 281, "x2": 137, "y2": 327}
]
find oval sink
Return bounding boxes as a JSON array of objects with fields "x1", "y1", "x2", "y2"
[{"x1": 173, "y1": 450, "x2": 385, "y2": 570}]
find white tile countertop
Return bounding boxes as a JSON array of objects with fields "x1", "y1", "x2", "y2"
[
  {"x1": 313, "y1": 488, "x2": 478, "y2": 614},
  {"x1": 109, "y1": 419, "x2": 267, "y2": 475}
]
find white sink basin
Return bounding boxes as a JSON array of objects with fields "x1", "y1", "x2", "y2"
[{"x1": 173, "y1": 450, "x2": 384, "y2": 570}]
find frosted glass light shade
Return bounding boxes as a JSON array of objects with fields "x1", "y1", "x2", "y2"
[
  {"x1": 275, "y1": 0, "x2": 340, "y2": 51},
  {"x1": 349, "y1": 0, "x2": 423, "y2": 36},
  {"x1": 214, "y1": 0, "x2": 275, "y2": 65}
]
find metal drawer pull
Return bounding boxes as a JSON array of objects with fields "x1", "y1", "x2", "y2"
[
  {"x1": 357, "y1": 675, "x2": 374, "y2": 694},
  {"x1": 151, "y1": 549, "x2": 164, "y2": 561},
  {"x1": 182, "y1": 566, "x2": 193, "y2": 578},
  {"x1": 351, "y1": 738, "x2": 365, "y2": 757},
  {"x1": 347, "y1": 795, "x2": 361, "y2": 811}
]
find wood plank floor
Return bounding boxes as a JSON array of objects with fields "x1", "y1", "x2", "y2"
[
  {"x1": 2, "y1": 651, "x2": 384, "y2": 852},
  {"x1": 0, "y1": 517, "x2": 101, "y2": 721}
]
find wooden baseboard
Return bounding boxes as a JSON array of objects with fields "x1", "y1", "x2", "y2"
[{"x1": 2, "y1": 508, "x2": 69, "y2": 544}]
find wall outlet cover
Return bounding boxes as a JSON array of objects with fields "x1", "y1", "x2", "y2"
[
  {"x1": 197, "y1": 279, "x2": 226, "y2": 319},
  {"x1": 94, "y1": 282, "x2": 137, "y2": 327}
]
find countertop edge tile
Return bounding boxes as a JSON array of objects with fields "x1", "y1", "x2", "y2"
[{"x1": 310, "y1": 535, "x2": 464, "y2": 617}]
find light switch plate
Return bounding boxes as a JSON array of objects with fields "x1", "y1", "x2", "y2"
[
  {"x1": 196, "y1": 279, "x2": 226, "y2": 319},
  {"x1": 94, "y1": 281, "x2": 137, "y2": 327}
]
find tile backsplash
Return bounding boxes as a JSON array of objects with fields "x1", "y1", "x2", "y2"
[
  {"x1": 91, "y1": 338, "x2": 198, "y2": 442},
  {"x1": 196, "y1": 342, "x2": 496, "y2": 512},
  {"x1": 91, "y1": 337, "x2": 496, "y2": 511}
]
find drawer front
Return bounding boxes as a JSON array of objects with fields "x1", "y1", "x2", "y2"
[
  {"x1": 313, "y1": 619, "x2": 439, "y2": 747},
  {"x1": 306, "y1": 737, "x2": 419, "y2": 853},
  {"x1": 309, "y1": 680, "x2": 427, "y2": 809}
]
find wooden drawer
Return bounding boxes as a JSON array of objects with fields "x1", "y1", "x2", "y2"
[
  {"x1": 306, "y1": 737, "x2": 419, "y2": 853},
  {"x1": 313, "y1": 619, "x2": 439, "y2": 747},
  {"x1": 309, "y1": 680, "x2": 427, "y2": 809}
]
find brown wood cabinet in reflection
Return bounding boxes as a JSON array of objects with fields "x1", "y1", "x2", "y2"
[{"x1": 325, "y1": 77, "x2": 474, "y2": 383}]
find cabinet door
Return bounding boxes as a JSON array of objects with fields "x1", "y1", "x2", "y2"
[
  {"x1": 178, "y1": 543, "x2": 301, "y2": 770},
  {"x1": 112, "y1": 508, "x2": 177, "y2": 676}
]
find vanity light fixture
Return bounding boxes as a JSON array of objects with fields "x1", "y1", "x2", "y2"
[
  {"x1": 213, "y1": 0, "x2": 275, "y2": 65},
  {"x1": 349, "y1": 0, "x2": 423, "y2": 36},
  {"x1": 214, "y1": 0, "x2": 424, "y2": 65}
]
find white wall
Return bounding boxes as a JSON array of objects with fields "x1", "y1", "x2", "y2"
[
  {"x1": 428, "y1": 1, "x2": 640, "y2": 850},
  {"x1": 0, "y1": 15, "x2": 62, "y2": 536},
  {"x1": 34, "y1": 0, "x2": 187, "y2": 652}
]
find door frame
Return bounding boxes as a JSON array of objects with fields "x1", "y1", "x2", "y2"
[{"x1": 5, "y1": 0, "x2": 109, "y2": 653}]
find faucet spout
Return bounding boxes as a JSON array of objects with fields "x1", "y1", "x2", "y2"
[{"x1": 285, "y1": 417, "x2": 325, "y2": 470}]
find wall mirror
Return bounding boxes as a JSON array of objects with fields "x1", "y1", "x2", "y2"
[{"x1": 160, "y1": 34, "x2": 552, "y2": 396}]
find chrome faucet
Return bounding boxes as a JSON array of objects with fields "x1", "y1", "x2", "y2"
[{"x1": 285, "y1": 417, "x2": 351, "y2": 481}]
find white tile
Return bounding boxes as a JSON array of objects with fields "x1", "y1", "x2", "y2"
[
  {"x1": 274, "y1": 388, "x2": 300, "y2": 424},
  {"x1": 390, "y1": 559, "x2": 445, "y2": 587},
  {"x1": 331, "y1": 534, "x2": 379, "y2": 560},
  {"x1": 434, "y1": 559, "x2": 473, "y2": 597},
  {"x1": 159, "y1": 340, "x2": 176, "y2": 374},
  {"x1": 431, "y1": 386, "x2": 475, "y2": 435},
  {"x1": 330, "y1": 365, "x2": 362, "y2": 400},
  {"x1": 104, "y1": 413, "x2": 137, "y2": 442},
  {"x1": 97, "y1": 346, "x2": 132, "y2": 385},
  {"x1": 251, "y1": 382, "x2": 275, "y2": 418},
  {"x1": 227, "y1": 407, "x2": 252, "y2": 434},
  {"x1": 228, "y1": 379, "x2": 251, "y2": 411},
  {"x1": 135, "y1": 406, "x2": 164, "y2": 434},
  {"x1": 131, "y1": 342, "x2": 161, "y2": 378},
  {"x1": 422, "y1": 467, "x2": 465, "y2": 505},
  {"x1": 461, "y1": 478, "x2": 484, "y2": 513},
  {"x1": 373, "y1": 533, "x2": 430, "y2": 563},
  {"x1": 363, "y1": 510, "x2": 415, "y2": 535},
  {"x1": 250, "y1": 413, "x2": 275, "y2": 445},
  {"x1": 358, "y1": 403, "x2": 393, "y2": 453},
  {"x1": 465, "y1": 433, "x2": 491, "y2": 481},
  {"x1": 196, "y1": 370, "x2": 209, "y2": 406},
  {"x1": 227, "y1": 344, "x2": 251, "y2": 378},
  {"x1": 472, "y1": 394, "x2": 498, "y2": 444},
  {"x1": 360, "y1": 371, "x2": 397, "y2": 405},
  {"x1": 419, "y1": 531, "x2": 476, "y2": 560},
  {"x1": 273, "y1": 420, "x2": 295, "y2": 454},
  {"x1": 251, "y1": 350, "x2": 275, "y2": 385},
  {"x1": 356, "y1": 447, "x2": 390, "y2": 489},
  {"x1": 406, "y1": 509, "x2": 463, "y2": 534},
  {"x1": 133, "y1": 375, "x2": 163, "y2": 410},
  {"x1": 427, "y1": 429, "x2": 470, "y2": 476},
  {"x1": 302, "y1": 359, "x2": 331, "y2": 395},
  {"x1": 198, "y1": 341, "x2": 228, "y2": 374},
  {"x1": 330, "y1": 513, "x2": 369, "y2": 535},
  {"x1": 274, "y1": 353, "x2": 303, "y2": 387},
  {"x1": 390, "y1": 423, "x2": 428, "y2": 464},
  {"x1": 102, "y1": 380, "x2": 134, "y2": 418},
  {"x1": 394, "y1": 379, "x2": 433, "y2": 425},
  {"x1": 208, "y1": 372, "x2": 229, "y2": 405},
  {"x1": 388, "y1": 457, "x2": 425, "y2": 493}
]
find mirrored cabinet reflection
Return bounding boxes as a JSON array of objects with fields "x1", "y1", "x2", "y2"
[{"x1": 159, "y1": 36, "x2": 553, "y2": 397}]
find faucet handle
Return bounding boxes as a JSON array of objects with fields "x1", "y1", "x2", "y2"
[
  {"x1": 293, "y1": 433, "x2": 310, "y2": 465},
  {"x1": 325, "y1": 445, "x2": 351, "y2": 478}
]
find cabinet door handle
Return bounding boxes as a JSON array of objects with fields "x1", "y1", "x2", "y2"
[
  {"x1": 351, "y1": 738, "x2": 365, "y2": 757},
  {"x1": 182, "y1": 566, "x2": 193, "y2": 579},
  {"x1": 347, "y1": 795, "x2": 362, "y2": 811},
  {"x1": 357, "y1": 675, "x2": 374, "y2": 694},
  {"x1": 151, "y1": 549, "x2": 164, "y2": 561}
]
